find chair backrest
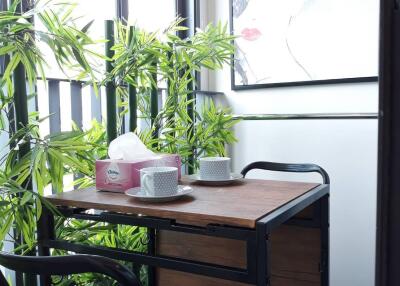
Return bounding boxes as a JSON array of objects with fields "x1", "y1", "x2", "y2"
[
  {"x1": 0, "y1": 252, "x2": 140, "y2": 286},
  {"x1": 241, "y1": 161, "x2": 330, "y2": 184}
]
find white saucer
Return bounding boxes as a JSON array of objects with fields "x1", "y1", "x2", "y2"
[
  {"x1": 125, "y1": 185, "x2": 194, "y2": 202},
  {"x1": 187, "y1": 173, "x2": 243, "y2": 186}
]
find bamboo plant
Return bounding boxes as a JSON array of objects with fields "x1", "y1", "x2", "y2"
[
  {"x1": 0, "y1": 0, "x2": 101, "y2": 252},
  {"x1": 109, "y1": 19, "x2": 239, "y2": 169},
  {"x1": 0, "y1": 3, "x2": 239, "y2": 285}
]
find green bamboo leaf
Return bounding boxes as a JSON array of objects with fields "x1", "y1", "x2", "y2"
[{"x1": 0, "y1": 201, "x2": 10, "y2": 207}]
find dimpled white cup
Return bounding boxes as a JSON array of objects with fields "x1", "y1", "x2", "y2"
[
  {"x1": 199, "y1": 157, "x2": 231, "y2": 181},
  {"x1": 140, "y1": 167, "x2": 178, "y2": 196}
]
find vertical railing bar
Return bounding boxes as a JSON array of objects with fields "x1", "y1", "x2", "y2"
[
  {"x1": 70, "y1": 81, "x2": 83, "y2": 188},
  {"x1": 128, "y1": 83, "x2": 137, "y2": 132},
  {"x1": 150, "y1": 59, "x2": 159, "y2": 143},
  {"x1": 48, "y1": 80, "x2": 61, "y2": 136},
  {"x1": 1, "y1": 1, "x2": 14, "y2": 284},
  {"x1": 193, "y1": 0, "x2": 201, "y2": 88},
  {"x1": 128, "y1": 26, "x2": 137, "y2": 133},
  {"x1": 177, "y1": 0, "x2": 196, "y2": 174},
  {"x1": 116, "y1": 0, "x2": 128, "y2": 134},
  {"x1": 105, "y1": 20, "x2": 117, "y2": 144},
  {"x1": 70, "y1": 81, "x2": 83, "y2": 129},
  {"x1": 166, "y1": 49, "x2": 174, "y2": 127},
  {"x1": 186, "y1": 78, "x2": 195, "y2": 174},
  {"x1": 90, "y1": 85, "x2": 102, "y2": 123},
  {"x1": 48, "y1": 80, "x2": 61, "y2": 197},
  {"x1": 12, "y1": 57, "x2": 29, "y2": 286},
  {"x1": 12, "y1": 2, "x2": 37, "y2": 284}
]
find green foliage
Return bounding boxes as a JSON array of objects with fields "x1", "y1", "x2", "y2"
[
  {"x1": 0, "y1": 7, "x2": 239, "y2": 286},
  {"x1": 0, "y1": 118, "x2": 100, "y2": 251},
  {"x1": 109, "y1": 19, "x2": 239, "y2": 170},
  {"x1": 0, "y1": 170, "x2": 54, "y2": 252},
  {"x1": 0, "y1": 0, "x2": 101, "y2": 97},
  {"x1": 52, "y1": 219, "x2": 148, "y2": 286}
]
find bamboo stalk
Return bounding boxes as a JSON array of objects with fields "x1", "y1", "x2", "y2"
[
  {"x1": 128, "y1": 27, "x2": 137, "y2": 133},
  {"x1": 12, "y1": 1, "x2": 36, "y2": 284},
  {"x1": 13, "y1": 36, "x2": 37, "y2": 286},
  {"x1": 186, "y1": 78, "x2": 195, "y2": 175},
  {"x1": 128, "y1": 84, "x2": 137, "y2": 132},
  {"x1": 105, "y1": 20, "x2": 117, "y2": 144},
  {"x1": 150, "y1": 59, "x2": 159, "y2": 142}
]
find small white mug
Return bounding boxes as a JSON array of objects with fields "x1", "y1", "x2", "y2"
[
  {"x1": 199, "y1": 157, "x2": 231, "y2": 181},
  {"x1": 140, "y1": 167, "x2": 178, "y2": 197}
]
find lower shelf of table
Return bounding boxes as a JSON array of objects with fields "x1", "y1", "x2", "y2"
[{"x1": 156, "y1": 224, "x2": 322, "y2": 286}]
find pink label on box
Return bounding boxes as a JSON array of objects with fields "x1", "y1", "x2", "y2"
[{"x1": 95, "y1": 154, "x2": 181, "y2": 192}]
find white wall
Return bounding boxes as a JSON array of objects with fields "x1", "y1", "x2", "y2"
[{"x1": 202, "y1": 1, "x2": 379, "y2": 286}]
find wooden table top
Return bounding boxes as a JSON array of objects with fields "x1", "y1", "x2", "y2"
[{"x1": 46, "y1": 178, "x2": 319, "y2": 228}]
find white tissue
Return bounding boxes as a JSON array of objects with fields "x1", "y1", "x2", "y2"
[{"x1": 108, "y1": 132, "x2": 156, "y2": 160}]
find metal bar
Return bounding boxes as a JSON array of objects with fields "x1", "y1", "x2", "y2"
[
  {"x1": 13, "y1": 64, "x2": 30, "y2": 157},
  {"x1": 233, "y1": 113, "x2": 378, "y2": 121},
  {"x1": 0, "y1": 72, "x2": 224, "y2": 92},
  {"x1": 150, "y1": 60, "x2": 159, "y2": 140},
  {"x1": 56, "y1": 209, "x2": 255, "y2": 241},
  {"x1": 37, "y1": 207, "x2": 55, "y2": 286},
  {"x1": 194, "y1": 0, "x2": 201, "y2": 88},
  {"x1": 257, "y1": 184, "x2": 329, "y2": 233},
  {"x1": 116, "y1": 0, "x2": 128, "y2": 23},
  {"x1": 187, "y1": 81, "x2": 195, "y2": 174},
  {"x1": 176, "y1": 0, "x2": 191, "y2": 38},
  {"x1": 246, "y1": 236, "x2": 258, "y2": 280},
  {"x1": 127, "y1": 24, "x2": 137, "y2": 133},
  {"x1": 105, "y1": 20, "x2": 117, "y2": 143},
  {"x1": 70, "y1": 81, "x2": 83, "y2": 129},
  {"x1": 193, "y1": 90, "x2": 224, "y2": 96},
  {"x1": 320, "y1": 195, "x2": 330, "y2": 286},
  {"x1": 128, "y1": 84, "x2": 137, "y2": 132},
  {"x1": 255, "y1": 223, "x2": 268, "y2": 286},
  {"x1": 147, "y1": 228, "x2": 156, "y2": 286},
  {"x1": 284, "y1": 217, "x2": 320, "y2": 228},
  {"x1": 231, "y1": 77, "x2": 378, "y2": 91},
  {"x1": 41, "y1": 239, "x2": 252, "y2": 283},
  {"x1": 0, "y1": 0, "x2": 8, "y2": 75},
  {"x1": 12, "y1": 59, "x2": 28, "y2": 286},
  {"x1": 11, "y1": 2, "x2": 33, "y2": 284},
  {"x1": 48, "y1": 80, "x2": 61, "y2": 194},
  {"x1": 177, "y1": 0, "x2": 196, "y2": 174},
  {"x1": 48, "y1": 80, "x2": 61, "y2": 135},
  {"x1": 70, "y1": 81, "x2": 83, "y2": 185},
  {"x1": 90, "y1": 85, "x2": 102, "y2": 122},
  {"x1": 376, "y1": 1, "x2": 400, "y2": 285}
]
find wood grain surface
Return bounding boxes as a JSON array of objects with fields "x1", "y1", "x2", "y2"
[
  {"x1": 46, "y1": 178, "x2": 319, "y2": 228},
  {"x1": 156, "y1": 224, "x2": 321, "y2": 286}
]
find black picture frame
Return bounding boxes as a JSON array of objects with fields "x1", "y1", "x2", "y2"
[{"x1": 229, "y1": 0, "x2": 378, "y2": 91}]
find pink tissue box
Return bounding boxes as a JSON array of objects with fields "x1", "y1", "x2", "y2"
[{"x1": 95, "y1": 154, "x2": 182, "y2": 193}]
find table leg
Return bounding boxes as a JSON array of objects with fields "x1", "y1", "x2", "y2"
[
  {"x1": 321, "y1": 195, "x2": 330, "y2": 286},
  {"x1": 148, "y1": 228, "x2": 156, "y2": 286},
  {"x1": 37, "y1": 206, "x2": 55, "y2": 286},
  {"x1": 256, "y1": 222, "x2": 270, "y2": 286}
]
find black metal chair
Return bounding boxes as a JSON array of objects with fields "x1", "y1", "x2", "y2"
[
  {"x1": 0, "y1": 252, "x2": 140, "y2": 286},
  {"x1": 241, "y1": 161, "x2": 330, "y2": 184}
]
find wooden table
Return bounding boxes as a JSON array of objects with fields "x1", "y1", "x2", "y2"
[{"x1": 38, "y1": 178, "x2": 329, "y2": 286}]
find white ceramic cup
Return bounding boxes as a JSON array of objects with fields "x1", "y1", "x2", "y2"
[
  {"x1": 199, "y1": 157, "x2": 231, "y2": 181},
  {"x1": 140, "y1": 167, "x2": 178, "y2": 197}
]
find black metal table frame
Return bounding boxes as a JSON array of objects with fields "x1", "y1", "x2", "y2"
[{"x1": 37, "y1": 184, "x2": 329, "y2": 286}]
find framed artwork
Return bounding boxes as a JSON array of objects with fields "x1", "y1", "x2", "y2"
[{"x1": 230, "y1": 0, "x2": 379, "y2": 90}]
